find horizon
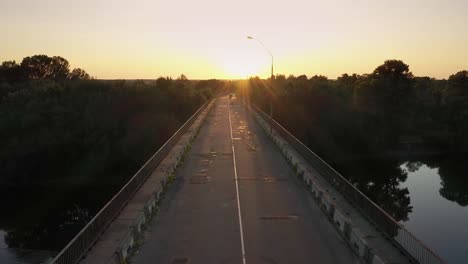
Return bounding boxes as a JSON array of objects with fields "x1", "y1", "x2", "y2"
[
  {"x1": 1, "y1": 0, "x2": 467, "y2": 79},
  {"x1": 2, "y1": 2, "x2": 468, "y2": 263}
]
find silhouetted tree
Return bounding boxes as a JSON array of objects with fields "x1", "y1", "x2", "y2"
[
  {"x1": 443, "y1": 70, "x2": 468, "y2": 149},
  {"x1": 297, "y1": 74, "x2": 308, "y2": 81},
  {"x1": 438, "y1": 159, "x2": 468, "y2": 207},
  {"x1": 0, "y1": 61, "x2": 22, "y2": 81},
  {"x1": 178, "y1": 74, "x2": 188, "y2": 81},
  {"x1": 20, "y1": 55, "x2": 70, "y2": 80},
  {"x1": 373, "y1": 60, "x2": 413, "y2": 80},
  {"x1": 1, "y1": 55, "x2": 92, "y2": 81},
  {"x1": 68, "y1": 68, "x2": 90, "y2": 80}
]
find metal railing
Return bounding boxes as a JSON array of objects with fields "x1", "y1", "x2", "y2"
[
  {"x1": 51, "y1": 101, "x2": 211, "y2": 264},
  {"x1": 251, "y1": 104, "x2": 445, "y2": 264}
]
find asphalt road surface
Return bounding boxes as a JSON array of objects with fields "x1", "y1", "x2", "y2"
[{"x1": 131, "y1": 96, "x2": 359, "y2": 264}]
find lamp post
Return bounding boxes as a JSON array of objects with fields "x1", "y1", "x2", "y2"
[
  {"x1": 247, "y1": 36, "x2": 273, "y2": 78},
  {"x1": 247, "y1": 36, "x2": 274, "y2": 117}
]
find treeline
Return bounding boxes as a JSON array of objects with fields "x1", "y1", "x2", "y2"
[
  {"x1": 0, "y1": 58, "x2": 228, "y2": 187},
  {"x1": 239, "y1": 60, "x2": 468, "y2": 163},
  {"x1": 0, "y1": 55, "x2": 91, "y2": 81},
  {"x1": 236, "y1": 60, "x2": 467, "y2": 221},
  {"x1": 0, "y1": 55, "x2": 231, "y2": 251}
]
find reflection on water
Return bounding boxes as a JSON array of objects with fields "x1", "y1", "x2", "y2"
[
  {"x1": 400, "y1": 157, "x2": 468, "y2": 264},
  {"x1": 436, "y1": 159, "x2": 468, "y2": 207},
  {"x1": 342, "y1": 155, "x2": 468, "y2": 264},
  {"x1": 339, "y1": 158, "x2": 413, "y2": 222}
]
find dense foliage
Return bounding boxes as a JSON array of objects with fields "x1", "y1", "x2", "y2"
[
  {"x1": 0, "y1": 55, "x2": 229, "y2": 251},
  {"x1": 236, "y1": 60, "x2": 468, "y2": 221},
  {"x1": 0, "y1": 78, "x2": 226, "y2": 187},
  {"x1": 0, "y1": 55, "x2": 91, "y2": 81},
  {"x1": 239, "y1": 60, "x2": 468, "y2": 161}
]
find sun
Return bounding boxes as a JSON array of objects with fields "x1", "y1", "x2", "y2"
[
  {"x1": 218, "y1": 54, "x2": 265, "y2": 79},
  {"x1": 222, "y1": 60, "x2": 262, "y2": 79},
  {"x1": 215, "y1": 43, "x2": 270, "y2": 79}
]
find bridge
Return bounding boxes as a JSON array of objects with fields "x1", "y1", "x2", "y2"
[{"x1": 50, "y1": 96, "x2": 445, "y2": 264}]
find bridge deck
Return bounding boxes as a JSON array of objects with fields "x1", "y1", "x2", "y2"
[{"x1": 131, "y1": 96, "x2": 358, "y2": 264}]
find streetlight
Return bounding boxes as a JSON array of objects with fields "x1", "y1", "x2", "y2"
[
  {"x1": 247, "y1": 36, "x2": 273, "y2": 78},
  {"x1": 247, "y1": 36, "x2": 274, "y2": 117}
]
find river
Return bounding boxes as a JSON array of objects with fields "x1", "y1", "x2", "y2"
[{"x1": 341, "y1": 155, "x2": 468, "y2": 264}]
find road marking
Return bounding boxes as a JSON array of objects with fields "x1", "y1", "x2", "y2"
[
  {"x1": 228, "y1": 97, "x2": 247, "y2": 264},
  {"x1": 259, "y1": 215, "x2": 299, "y2": 220},
  {"x1": 235, "y1": 177, "x2": 288, "y2": 182}
]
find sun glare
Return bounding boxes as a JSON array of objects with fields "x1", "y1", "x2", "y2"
[
  {"x1": 215, "y1": 40, "x2": 271, "y2": 79},
  {"x1": 222, "y1": 58, "x2": 263, "y2": 79}
]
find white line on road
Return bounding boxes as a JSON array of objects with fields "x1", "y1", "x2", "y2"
[{"x1": 228, "y1": 97, "x2": 247, "y2": 264}]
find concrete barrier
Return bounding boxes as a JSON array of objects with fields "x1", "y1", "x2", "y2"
[
  {"x1": 117, "y1": 230, "x2": 135, "y2": 262},
  {"x1": 333, "y1": 207, "x2": 348, "y2": 234},
  {"x1": 320, "y1": 193, "x2": 335, "y2": 218},
  {"x1": 112, "y1": 100, "x2": 215, "y2": 264},
  {"x1": 247, "y1": 103, "x2": 413, "y2": 264},
  {"x1": 296, "y1": 164, "x2": 306, "y2": 180},
  {"x1": 349, "y1": 227, "x2": 371, "y2": 259},
  {"x1": 144, "y1": 194, "x2": 157, "y2": 216}
]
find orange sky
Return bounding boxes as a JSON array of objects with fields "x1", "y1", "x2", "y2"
[{"x1": 1, "y1": 0, "x2": 467, "y2": 79}]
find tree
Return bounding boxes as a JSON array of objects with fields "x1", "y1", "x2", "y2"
[
  {"x1": 443, "y1": 70, "x2": 468, "y2": 149},
  {"x1": 337, "y1": 73, "x2": 359, "y2": 84},
  {"x1": 373, "y1": 60, "x2": 413, "y2": 80},
  {"x1": 310, "y1": 75, "x2": 328, "y2": 81},
  {"x1": 275, "y1": 74, "x2": 286, "y2": 81},
  {"x1": 156, "y1": 77, "x2": 172, "y2": 89},
  {"x1": 448, "y1": 70, "x2": 468, "y2": 89},
  {"x1": 20, "y1": 55, "x2": 70, "y2": 80},
  {"x1": 0, "y1": 61, "x2": 22, "y2": 81},
  {"x1": 178, "y1": 74, "x2": 188, "y2": 81},
  {"x1": 297, "y1": 74, "x2": 308, "y2": 81},
  {"x1": 1, "y1": 55, "x2": 91, "y2": 81},
  {"x1": 369, "y1": 60, "x2": 415, "y2": 111},
  {"x1": 68, "y1": 68, "x2": 90, "y2": 80}
]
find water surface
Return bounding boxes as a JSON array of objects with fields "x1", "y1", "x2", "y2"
[
  {"x1": 399, "y1": 159, "x2": 468, "y2": 264},
  {"x1": 342, "y1": 155, "x2": 468, "y2": 264}
]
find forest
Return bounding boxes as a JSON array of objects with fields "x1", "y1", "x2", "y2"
[
  {"x1": 0, "y1": 55, "x2": 228, "y2": 187},
  {"x1": 238, "y1": 60, "x2": 468, "y2": 162},
  {"x1": 0, "y1": 55, "x2": 229, "y2": 250},
  {"x1": 235, "y1": 60, "x2": 468, "y2": 221}
]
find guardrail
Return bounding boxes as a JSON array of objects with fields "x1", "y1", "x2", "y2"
[
  {"x1": 51, "y1": 101, "x2": 211, "y2": 264},
  {"x1": 251, "y1": 104, "x2": 445, "y2": 264}
]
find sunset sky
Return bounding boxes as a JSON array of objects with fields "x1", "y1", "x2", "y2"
[{"x1": 1, "y1": 0, "x2": 467, "y2": 79}]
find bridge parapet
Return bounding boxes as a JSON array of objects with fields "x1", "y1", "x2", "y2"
[
  {"x1": 247, "y1": 103, "x2": 445, "y2": 264},
  {"x1": 50, "y1": 100, "x2": 214, "y2": 264}
]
